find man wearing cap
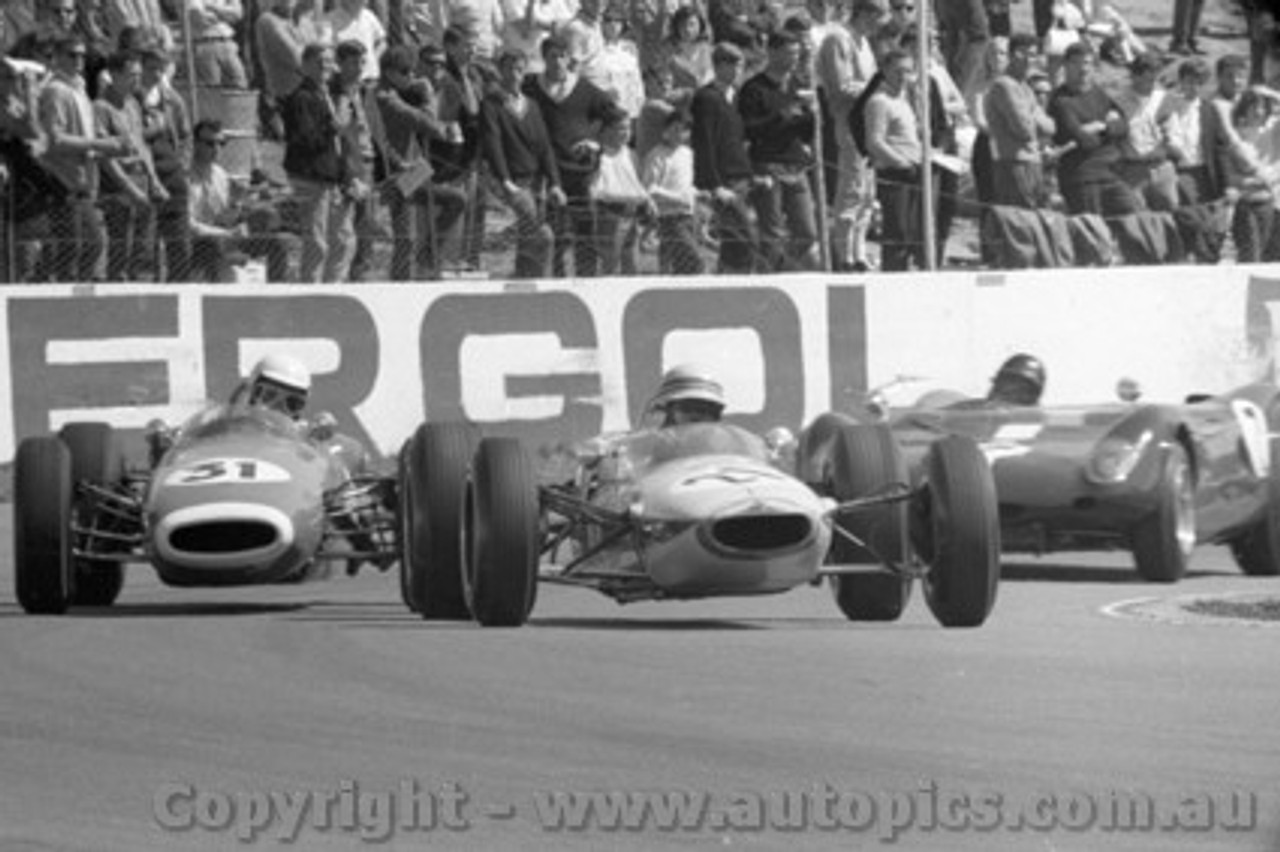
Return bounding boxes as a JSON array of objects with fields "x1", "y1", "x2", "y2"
[
  {"x1": 816, "y1": 0, "x2": 883, "y2": 270},
  {"x1": 39, "y1": 34, "x2": 127, "y2": 281},
  {"x1": 738, "y1": 28, "x2": 820, "y2": 271},
  {"x1": 691, "y1": 41, "x2": 757, "y2": 273},
  {"x1": 984, "y1": 31, "x2": 1054, "y2": 209},
  {"x1": 1115, "y1": 51, "x2": 1177, "y2": 212},
  {"x1": 187, "y1": 0, "x2": 247, "y2": 87}
]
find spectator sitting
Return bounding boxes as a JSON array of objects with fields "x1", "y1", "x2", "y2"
[
  {"x1": 188, "y1": 118, "x2": 292, "y2": 281},
  {"x1": 642, "y1": 108, "x2": 705, "y2": 274},
  {"x1": 1047, "y1": 41, "x2": 1141, "y2": 218},
  {"x1": 1115, "y1": 51, "x2": 1177, "y2": 212}
]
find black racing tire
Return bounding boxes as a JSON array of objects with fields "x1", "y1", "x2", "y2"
[
  {"x1": 917, "y1": 435, "x2": 1001, "y2": 628},
  {"x1": 1131, "y1": 442, "x2": 1196, "y2": 583},
  {"x1": 1230, "y1": 437, "x2": 1280, "y2": 576},
  {"x1": 463, "y1": 438, "x2": 539, "y2": 627},
  {"x1": 58, "y1": 423, "x2": 125, "y2": 607},
  {"x1": 396, "y1": 443, "x2": 418, "y2": 613},
  {"x1": 398, "y1": 422, "x2": 479, "y2": 619},
  {"x1": 826, "y1": 422, "x2": 912, "y2": 621},
  {"x1": 13, "y1": 437, "x2": 74, "y2": 615}
]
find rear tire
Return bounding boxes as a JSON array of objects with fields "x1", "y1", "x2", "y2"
[
  {"x1": 825, "y1": 423, "x2": 912, "y2": 622},
  {"x1": 13, "y1": 438, "x2": 73, "y2": 614},
  {"x1": 463, "y1": 438, "x2": 539, "y2": 627},
  {"x1": 1131, "y1": 443, "x2": 1195, "y2": 583},
  {"x1": 917, "y1": 435, "x2": 1001, "y2": 628},
  {"x1": 58, "y1": 423, "x2": 125, "y2": 607},
  {"x1": 1230, "y1": 437, "x2": 1280, "y2": 576},
  {"x1": 398, "y1": 422, "x2": 478, "y2": 619}
]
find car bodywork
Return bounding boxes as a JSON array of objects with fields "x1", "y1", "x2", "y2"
[
  {"x1": 867, "y1": 382, "x2": 1280, "y2": 582},
  {"x1": 12, "y1": 406, "x2": 397, "y2": 613}
]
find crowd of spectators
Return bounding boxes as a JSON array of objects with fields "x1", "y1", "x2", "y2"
[{"x1": 2, "y1": 0, "x2": 1280, "y2": 282}]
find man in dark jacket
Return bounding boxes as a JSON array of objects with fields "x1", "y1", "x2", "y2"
[{"x1": 283, "y1": 42, "x2": 355, "y2": 282}]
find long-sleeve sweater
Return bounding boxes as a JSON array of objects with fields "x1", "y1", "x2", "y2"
[
  {"x1": 521, "y1": 73, "x2": 615, "y2": 193},
  {"x1": 479, "y1": 93, "x2": 561, "y2": 187},
  {"x1": 690, "y1": 82, "x2": 752, "y2": 190},
  {"x1": 1049, "y1": 82, "x2": 1128, "y2": 183},
  {"x1": 737, "y1": 70, "x2": 815, "y2": 168}
]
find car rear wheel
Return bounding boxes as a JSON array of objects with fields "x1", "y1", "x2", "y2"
[
  {"x1": 463, "y1": 438, "x2": 539, "y2": 627},
  {"x1": 916, "y1": 435, "x2": 1001, "y2": 628},
  {"x1": 1230, "y1": 437, "x2": 1280, "y2": 576},
  {"x1": 825, "y1": 422, "x2": 912, "y2": 622},
  {"x1": 1131, "y1": 443, "x2": 1195, "y2": 583},
  {"x1": 398, "y1": 422, "x2": 478, "y2": 618},
  {"x1": 58, "y1": 423, "x2": 125, "y2": 607},
  {"x1": 13, "y1": 437, "x2": 74, "y2": 614}
]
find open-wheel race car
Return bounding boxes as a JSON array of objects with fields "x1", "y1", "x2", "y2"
[
  {"x1": 395, "y1": 414, "x2": 1003, "y2": 629},
  {"x1": 12, "y1": 406, "x2": 397, "y2": 614},
  {"x1": 857, "y1": 377, "x2": 1280, "y2": 583}
]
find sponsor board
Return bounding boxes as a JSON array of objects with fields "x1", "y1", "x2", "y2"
[{"x1": 2, "y1": 266, "x2": 1278, "y2": 462}]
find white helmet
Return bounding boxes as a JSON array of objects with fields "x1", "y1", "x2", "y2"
[
  {"x1": 247, "y1": 354, "x2": 311, "y2": 418},
  {"x1": 650, "y1": 364, "x2": 725, "y2": 422}
]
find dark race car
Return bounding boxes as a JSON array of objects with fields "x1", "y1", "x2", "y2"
[{"x1": 837, "y1": 381, "x2": 1280, "y2": 583}]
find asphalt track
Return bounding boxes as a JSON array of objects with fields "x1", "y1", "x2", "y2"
[{"x1": 1, "y1": 509, "x2": 1277, "y2": 852}]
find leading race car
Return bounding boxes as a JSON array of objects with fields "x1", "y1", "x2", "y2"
[
  {"x1": 846, "y1": 379, "x2": 1280, "y2": 583},
  {"x1": 12, "y1": 406, "x2": 398, "y2": 614},
  {"x1": 395, "y1": 416, "x2": 1003, "y2": 629}
]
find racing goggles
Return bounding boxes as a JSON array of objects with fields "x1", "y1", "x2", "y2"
[{"x1": 249, "y1": 379, "x2": 307, "y2": 417}]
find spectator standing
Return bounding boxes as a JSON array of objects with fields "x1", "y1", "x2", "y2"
[
  {"x1": 256, "y1": 0, "x2": 318, "y2": 124},
  {"x1": 1229, "y1": 87, "x2": 1280, "y2": 260},
  {"x1": 282, "y1": 43, "x2": 355, "y2": 282},
  {"x1": 374, "y1": 44, "x2": 467, "y2": 279},
  {"x1": 138, "y1": 39, "x2": 193, "y2": 281},
  {"x1": 816, "y1": 0, "x2": 883, "y2": 271},
  {"x1": 330, "y1": 38, "x2": 377, "y2": 280},
  {"x1": 738, "y1": 29, "x2": 819, "y2": 271},
  {"x1": 2, "y1": 2, "x2": 38, "y2": 55},
  {"x1": 433, "y1": 24, "x2": 488, "y2": 269},
  {"x1": 1159, "y1": 57, "x2": 1214, "y2": 204},
  {"x1": 591, "y1": 106, "x2": 648, "y2": 274},
  {"x1": 522, "y1": 33, "x2": 616, "y2": 277},
  {"x1": 1116, "y1": 51, "x2": 1176, "y2": 212},
  {"x1": 326, "y1": 0, "x2": 386, "y2": 82},
  {"x1": 642, "y1": 107, "x2": 703, "y2": 273},
  {"x1": 564, "y1": 0, "x2": 606, "y2": 84},
  {"x1": 967, "y1": 33, "x2": 1006, "y2": 208},
  {"x1": 188, "y1": 0, "x2": 248, "y2": 88},
  {"x1": 662, "y1": 5, "x2": 713, "y2": 107},
  {"x1": 1169, "y1": 0, "x2": 1205, "y2": 57},
  {"x1": 1, "y1": 54, "x2": 61, "y2": 282},
  {"x1": 94, "y1": 49, "x2": 165, "y2": 280},
  {"x1": 984, "y1": 32, "x2": 1053, "y2": 208},
  {"x1": 39, "y1": 34, "x2": 122, "y2": 281},
  {"x1": 864, "y1": 47, "x2": 924, "y2": 271},
  {"x1": 100, "y1": 0, "x2": 171, "y2": 53},
  {"x1": 690, "y1": 40, "x2": 757, "y2": 272},
  {"x1": 935, "y1": 0, "x2": 989, "y2": 103},
  {"x1": 595, "y1": 4, "x2": 645, "y2": 122},
  {"x1": 479, "y1": 47, "x2": 564, "y2": 277},
  {"x1": 188, "y1": 118, "x2": 291, "y2": 280},
  {"x1": 497, "y1": 0, "x2": 573, "y2": 73},
  {"x1": 1047, "y1": 42, "x2": 1140, "y2": 218}
]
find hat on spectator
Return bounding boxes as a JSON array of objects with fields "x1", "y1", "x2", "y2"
[
  {"x1": 711, "y1": 41, "x2": 744, "y2": 64},
  {"x1": 336, "y1": 39, "x2": 367, "y2": 61}
]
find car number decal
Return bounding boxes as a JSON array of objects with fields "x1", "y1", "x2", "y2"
[
  {"x1": 165, "y1": 458, "x2": 291, "y2": 486},
  {"x1": 1230, "y1": 400, "x2": 1271, "y2": 478}
]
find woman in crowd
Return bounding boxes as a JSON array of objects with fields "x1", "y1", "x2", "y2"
[{"x1": 661, "y1": 5, "x2": 713, "y2": 108}]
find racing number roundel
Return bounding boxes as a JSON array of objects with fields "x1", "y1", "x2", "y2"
[{"x1": 165, "y1": 458, "x2": 292, "y2": 486}]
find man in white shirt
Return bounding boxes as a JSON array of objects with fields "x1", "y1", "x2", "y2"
[
  {"x1": 1116, "y1": 51, "x2": 1177, "y2": 211},
  {"x1": 865, "y1": 46, "x2": 923, "y2": 272},
  {"x1": 1159, "y1": 57, "x2": 1211, "y2": 204},
  {"x1": 326, "y1": 0, "x2": 386, "y2": 82}
]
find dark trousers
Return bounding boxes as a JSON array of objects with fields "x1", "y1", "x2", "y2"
[
  {"x1": 387, "y1": 181, "x2": 467, "y2": 280},
  {"x1": 100, "y1": 196, "x2": 153, "y2": 281},
  {"x1": 1233, "y1": 197, "x2": 1276, "y2": 264},
  {"x1": 1033, "y1": 0, "x2": 1055, "y2": 37},
  {"x1": 551, "y1": 183, "x2": 598, "y2": 278},
  {"x1": 156, "y1": 196, "x2": 192, "y2": 282},
  {"x1": 46, "y1": 197, "x2": 105, "y2": 282},
  {"x1": 504, "y1": 182, "x2": 553, "y2": 279},
  {"x1": 991, "y1": 160, "x2": 1047, "y2": 209},
  {"x1": 1061, "y1": 174, "x2": 1143, "y2": 218},
  {"x1": 750, "y1": 164, "x2": 818, "y2": 271},
  {"x1": 657, "y1": 214, "x2": 705, "y2": 275},
  {"x1": 876, "y1": 167, "x2": 925, "y2": 272},
  {"x1": 1171, "y1": 0, "x2": 1205, "y2": 48},
  {"x1": 711, "y1": 187, "x2": 757, "y2": 273},
  {"x1": 191, "y1": 233, "x2": 291, "y2": 282}
]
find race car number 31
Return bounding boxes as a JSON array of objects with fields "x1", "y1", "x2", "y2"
[{"x1": 165, "y1": 458, "x2": 291, "y2": 486}]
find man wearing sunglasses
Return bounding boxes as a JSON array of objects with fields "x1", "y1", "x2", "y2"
[{"x1": 188, "y1": 118, "x2": 291, "y2": 281}]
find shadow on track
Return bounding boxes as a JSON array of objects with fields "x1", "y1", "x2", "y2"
[{"x1": 1001, "y1": 562, "x2": 1224, "y2": 584}]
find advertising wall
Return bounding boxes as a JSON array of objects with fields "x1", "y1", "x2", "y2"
[{"x1": 3, "y1": 265, "x2": 1279, "y2": 462}]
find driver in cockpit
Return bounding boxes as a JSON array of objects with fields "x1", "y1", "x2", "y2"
[{"x1": 649, "y1": 364, "x2": 727, "y2": 426}]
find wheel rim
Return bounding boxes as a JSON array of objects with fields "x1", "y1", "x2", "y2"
[{"x1": 1172, "y1": 457, "x2": 1196, "y2": 557}]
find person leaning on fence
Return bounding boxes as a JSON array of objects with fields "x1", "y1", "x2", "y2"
[
  {"x1": 436, "y1": 24, "x2": 491, "y2": 270},
  {"x1": 522, "y1": 32, "x2": 616, "y2": 278},
  {"x1": 479, "y1": 46, "x2": 564, "y2": 278},
  {"x1": 282, "y1": 43, "x2": 356, "y2": 283},
  {"x1": 737, "y1": 28, "x2": 819, "y2": 272},
  {"x1": 137, "y1": 38, "x2": 193, "y2": 281},
  {"x1": 590, "y1": 106, "x2": 649, "y2": 275},
  {"x1": 94, "y1": 49, "x2": 166, "y2": 281},
  {"x1": 642, "y1": 107, "x2": 705, "y2": 275},
  {"x1": 864, "y1": 47, "x2": 925, "y2": 272},
  {"x1": 690, "y1": 40, "x2": 758, "y2": 274},
  {"x1": 374, "y1": 44, "x2": 467, "y2": 280},
  {"x1": 984, "y1": 32, "x2": 1053, "y2": 209}
]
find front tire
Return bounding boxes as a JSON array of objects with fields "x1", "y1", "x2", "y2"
[
  {"x1": 1131, "y1": 443, "x2": 1195, "y2": 583},
  {"x1": 58, "y1": 423, "x2": 125, "y2": 607},
  {"x1": 1230, "y1": 437, "x2": 1280, "y2": 576},
  {"x1": 13, "y1": 438, "x2": 73, "y2": 614},
  {"x1": 463, "y1": 438, "x2": 539, "y2": 627},
  {"x1": 398, "y1": 422, "x2": 478, "y2": 619},
  {"x1": 825, "y1": 422, "x2": 912, "y2": 622},
  {"x1": 916, "y1": 435, "x2": 1001, "y2": 628}
]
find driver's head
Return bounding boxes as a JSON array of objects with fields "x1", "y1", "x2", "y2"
[
  {"x1": 247, "y1": 354, "x2": 311, "y2": 419},
  {"x1": 651, "y1": 364, "x2": 726, "y2": 426},
  {"x1": 988, "y1": 353, "x2": 1046, "y2": 406}
]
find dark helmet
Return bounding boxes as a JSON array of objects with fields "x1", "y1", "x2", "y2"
[{"x1": 989, "y1": 353, "x2": 1046, "y2": 406}]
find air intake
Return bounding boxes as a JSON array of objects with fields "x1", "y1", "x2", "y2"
[
  {"x1": 169, "y1": 521, "x2": 279, "y2": 553},
  {"x1": 708, "y1": 514, "x2": 813, "y2": 552}
]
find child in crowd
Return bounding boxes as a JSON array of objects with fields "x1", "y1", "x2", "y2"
[
  {"x1": 641, "y1": 109, "x2": 704, "y2": 274},
  {"x1": 591, "y1": 107, "x2": 651, "y2": 275}
]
